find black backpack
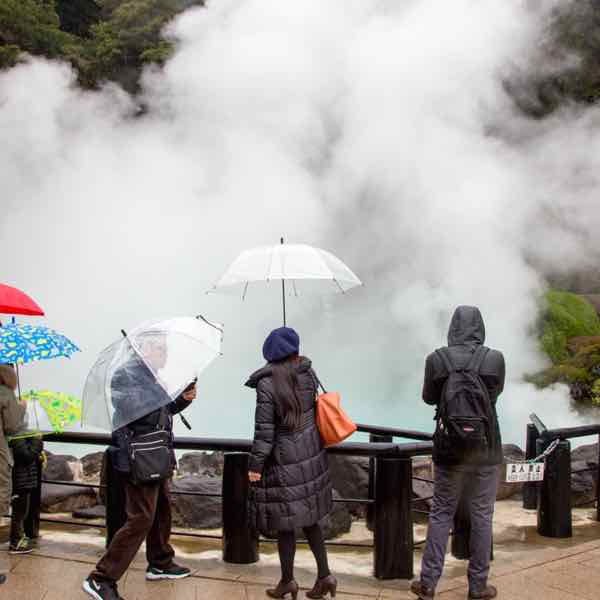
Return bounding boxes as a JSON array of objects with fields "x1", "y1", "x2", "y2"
[{"x1": 433, "y1": 345, "x2": 494, "y2": 463}]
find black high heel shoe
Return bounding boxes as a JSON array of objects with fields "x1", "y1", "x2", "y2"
[
  {"x1": 266, "y1": 580, "x2": 299, "y2": 599},
  {"x1": 306, "y1": 574, "x2": 338, "y2": 599}
]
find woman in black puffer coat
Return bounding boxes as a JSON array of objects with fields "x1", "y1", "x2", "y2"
[{"x1": 247, "y1": 327, "x2": 336, "y2": 600}]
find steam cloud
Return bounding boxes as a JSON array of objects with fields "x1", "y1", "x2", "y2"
[{"x1": 1, "y1": 0, "x2": 598, "y2": 445}]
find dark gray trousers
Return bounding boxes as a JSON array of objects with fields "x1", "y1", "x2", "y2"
[{"x1": 420, "y1": 464, "x2": 499, "y2": 593}]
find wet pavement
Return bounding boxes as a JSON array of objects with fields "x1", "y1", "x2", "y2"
[{"x1": 1, "y1": 500, "x2": 600, "y2": 599}]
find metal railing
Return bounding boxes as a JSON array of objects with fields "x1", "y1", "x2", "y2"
[
  {"x1": 32, "y1": 426, "x2": 434, "y2": 580},
  {"x1": 524, "y1": 413, "x2": 600, "y2": 538}
]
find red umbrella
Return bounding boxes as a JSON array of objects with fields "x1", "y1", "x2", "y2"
[{"x1": 0, "y1": 284, "x2": 44, "y2": 316}]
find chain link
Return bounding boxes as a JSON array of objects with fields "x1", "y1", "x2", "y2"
[{"x1": 527, "y1": 438, "x2": 561, "y2": 464}]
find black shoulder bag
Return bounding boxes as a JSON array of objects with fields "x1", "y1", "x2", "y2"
[{"x1": 127, "y1": 408, "x2": 174, "y2": 484}]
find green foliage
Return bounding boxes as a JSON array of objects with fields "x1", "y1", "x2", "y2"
[
  {"x1": 0, "y1": 0, "x2": 203, "y2": 90},
  {"x1": 539, "y1": 290, "x2": 600, "y2": 363},
  {"x1": 591, "y1": 379, "x2": 600, "y2": 407},
  {"x1": 525, "y1": 364, "x2": 592, "y2": 388},
  {"x1": 0, "y1": 0, "x2": 81, "y2": 61},
  {"x1": 528, "y1": 290, "x2": 600, "y2": 405},
  {"x1": 55, "y1": 0, "x2": 101, "y2": 37},
  {"x1": 0, "y1": 44, "x2": 20, "y2": 68},
  {"x1": 82, "y1": 0, "x2": 188, "y2": 86}
]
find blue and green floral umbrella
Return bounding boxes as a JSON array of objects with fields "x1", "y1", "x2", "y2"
[{"x1": 0, "y1": 323, "x2": 79, "y2": 365}]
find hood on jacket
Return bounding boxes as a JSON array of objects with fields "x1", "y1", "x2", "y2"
[
  {"x1": 246, "y1": 356, "x2": 312, "y2": 389},
  {"x1": 447, "y1": 306, "x2": 486, "y2": 347}
]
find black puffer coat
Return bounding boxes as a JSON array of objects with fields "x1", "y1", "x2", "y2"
[
  {"x1": 247, "y1": 357, "x2": 333, "y2": 532},
  {"x1": 423, "y1": 306, "x2": 505, "y2": 467},
  {"x1": 10, "y1": 436, "x2": 43, "y2": 492}
]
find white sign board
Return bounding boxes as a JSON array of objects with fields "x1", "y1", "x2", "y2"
[{"x1": 505, "y1": 462, "x2": 545, "y2": 483}]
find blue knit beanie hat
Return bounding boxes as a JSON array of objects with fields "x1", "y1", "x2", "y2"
[{"x1": 262, "y1": 327, "x2": 300, "y2": 363}]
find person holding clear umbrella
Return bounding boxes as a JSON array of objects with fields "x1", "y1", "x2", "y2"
[
  {"x1": 0, "y1": 364, "x2": 26, "y2": 584},
  {"x1": 82, "y1": 316, "x2": 223, "y2": 600},
  {"x1": 83, "y1": 334, "x2": 197, "y2": 600}
]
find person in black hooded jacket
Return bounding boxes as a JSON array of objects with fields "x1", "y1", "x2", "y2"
[
  {"x1": 247, "y1": 327, "x2": 337, "y2": 600},
  {"x1": 411, "y1": 306, "x2": 505, "y2": 600}
]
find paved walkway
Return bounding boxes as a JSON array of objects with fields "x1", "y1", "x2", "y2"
[{"x1": 1, "y1": 501, "x2": 600, "y2": 599}]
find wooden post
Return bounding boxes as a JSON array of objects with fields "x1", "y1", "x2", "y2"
[{"x1": 374, "y1": 457, "x2": 413, "y2": 579}]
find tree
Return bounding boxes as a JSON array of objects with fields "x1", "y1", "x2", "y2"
[
  {"x1": 0, "y1": 0, "x2": 81, "y2": 66},
  {"x1": 0, "y1": 0, "x2": 203, "y2": 90},
  {"x1": 55, "y1": 0, "x2": 101, "y2": 37}
]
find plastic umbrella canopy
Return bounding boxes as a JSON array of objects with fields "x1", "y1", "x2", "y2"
[
  {"x1": 83, "y1": 316, "x2": 223, "y2": 432},
  {"x1": 9, "y1": 390, "x2": 81, "y2": 439},
  {"x1": 211, "y1": 243, "x2": 363, "y2": 296},
  {"x1": 0, "y1": 323, "x2": 79, "y2": 365},
  {"x1": 0, "y1": 284, "x2": 44, "y2": 316}
]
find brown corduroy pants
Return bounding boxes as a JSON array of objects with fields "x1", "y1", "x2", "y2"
[{"x1": 92, "y1": 477, "x2": 175, "y2": 583}]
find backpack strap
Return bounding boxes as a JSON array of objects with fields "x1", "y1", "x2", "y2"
[
  {"x1": 309, "y1": 369, "x2": 327, "y2": 394},
  {"x1": 157, "y1": 406, "x2": 169, "y2": 431},
  {"x1": 467, "y1": 345, "x2": 489, "y2": 374},
  {"x1": 435, "y1": 348, "x2": 455, "y2": 374}
]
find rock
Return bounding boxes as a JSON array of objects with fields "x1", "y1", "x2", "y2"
[
  {"x1": 497, "y1": 444, "x2": 526, "y2": 501},
  {"x1": 73, "y1": 505, "x2": 106, "y2": 520},
  {"x1": 177, "y1": 452, "x2": 224, "y2": 478},
  {"x1": 170, "y1": 475, "x2": 222, "y2": 529},
  {"x1": 571, "y1": 443, "x2": 598, "y2": 506},
  {"x1": 44, "y1": 452, "x2": 78, "y2": 482},
  {"x1": 328, "y1": 454, "x2": 370, "y2": 517},
  {"x1": 412, "y1": 459, "x2": 434, "y2": 522},
  {"x1": 41, "y1": 483, "x2": 97, "y2": 513},
  {"x1": 81, "y1": 452, "x2": 105, "y2": 480},
  {"x1": 572, "y1": 442, "x2": 598, "y2": 463}
]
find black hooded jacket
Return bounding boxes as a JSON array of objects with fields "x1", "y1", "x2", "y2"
[
  {"x1": 246, "y1": 357, "x2": 333, "y2": 532},
  {"x1": 423, "y1": 306, "x2": 505, "y2": 466}
]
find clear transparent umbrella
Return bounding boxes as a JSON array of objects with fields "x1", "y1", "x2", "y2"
[
  {"x1": 82, "y1": 315, "x2": 223, "y2": 432},
  {"x1": 210, "y1": 239, "x2": 362, "y2": 325}
]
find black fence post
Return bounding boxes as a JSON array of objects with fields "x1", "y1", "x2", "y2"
[
  {"x1": 104, "y1": 449, "x2": 126, "y2": 547},
  {"x1": 367, "y1": 434, "x2": 393, "y2": 531},
  {"x1": 374, "y1": 456, "x2": 413, "y2": 579},
  {"x1": 24, "y1": 445, "x2": 42, "y2": 540},
  {"x1": 523, "y1": 423, "x2": 539, "y2": 509},
  {"x1": 222, "y1": 452, "x2": 259, "y2": 564},
  {"x1": 597, "y1": 434, "x2": 600, "y2": 523},
  {"x1": 537, "y1": 439, "x2": 572, "y2": 538}
]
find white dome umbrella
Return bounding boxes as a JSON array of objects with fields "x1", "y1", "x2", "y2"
[
  {"x1": 82, "y1": 315, "x2": 223, "y2": 432},
  {"x1": 210, "y1": 239, "x2": 362, "y2": 325}
]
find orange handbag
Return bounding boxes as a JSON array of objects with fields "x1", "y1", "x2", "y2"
[{"x1": 312, "y1": 371, "x2": 357, "y2": 447}]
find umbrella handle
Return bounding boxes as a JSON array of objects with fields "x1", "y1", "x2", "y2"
[
  {"x1": 180, "y1": 414, "x2": 192, "y2": 430},
  {"x1": 281, "y1": 236, "x2": 286, "y2": 326}
]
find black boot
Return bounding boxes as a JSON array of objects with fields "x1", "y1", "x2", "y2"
[
  {"x1": 306, "y1": 574, "x2": 338, "y2": 599},
  {"x1": 266, "y1": 579, "x2": 299, "y2": 599}
]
